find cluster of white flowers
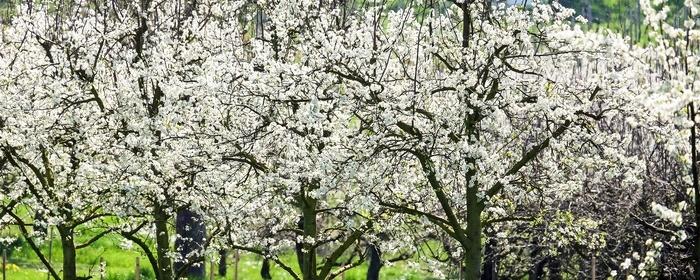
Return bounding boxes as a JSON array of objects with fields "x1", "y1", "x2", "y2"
[
  {"x1": 651, "y1": 202, "x2": 684, "y2": 226},
  {"x1": 614, "y1": 239, "x2": 665, "y2": 279}
]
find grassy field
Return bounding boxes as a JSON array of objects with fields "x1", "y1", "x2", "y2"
[{"x1": 1, "y1": 231, "x2": 432, "y2": 280}]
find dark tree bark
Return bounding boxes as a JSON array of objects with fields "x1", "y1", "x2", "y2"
[
  {"x1": 261, "y1": 258, "x2": 272, "y2": 280},
  {"x1": 300, "y1": 197, "x2": 318, "y2": 280},
  {"x1": 548, "y1": 256, "x2": 562, "y2": 280},
  {"x1": 154, "y1": 205, "x2": 173, "y2": 280},
  {"x1": 58, "y1": 226, "x2": 77, "y2": 280},
  {"x1": 528, "y1": 246, "x2": 545, "y2": 280},
  {"x1": 218, "y1": 249, "x2": 227, "y2": 277},
  {"x1": 464, "y1": 183, "x2": 484, "y2": 280},
  {"x1": 530, "y1": 259, "x2": 547, "y2": 280},
  {"x1": 366, "y1": 244, "x2": 382, "y2": 280},
  {"x1": 529, "y1": 259, "x2": 547, "y2": 280},
  {"x1": 174, "y1": 208, "x2": 206, "y2": 279}
]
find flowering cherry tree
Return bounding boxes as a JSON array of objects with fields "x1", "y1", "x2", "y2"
[
  {"x1": 204, "y1": 2, "x2": 416, "y2": 279},
  {"x1": 0, "y1": 4, "x2": 121, "y2": 279},
  {"x1": 326, "y1": 1, "x2": 656, "y2": 278}
]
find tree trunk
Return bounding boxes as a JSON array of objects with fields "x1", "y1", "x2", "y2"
[
  {"x1": 218, "y1": 250, "x2": 227, "y2": 277},
  {"x1": 301, "y1": 197, "x2": 318, "y2": 280},
  {"x1": 464, "y1": 186, "x2": 483, "y2": 280},
  {"x1": 548, "y1": 256, "x2": 562, "y2": 280},
  {"x1": 366, "y1": 244, "x2": 382, "y2": 280},
  {"x1": 529, "y1": 258, "x2": 546, "y2": 280},
  {"x1": 261, "y1": 258, "x2": 272, "y2": 280},
  {"x1": 58, "y1": 226, "x2": 77, "y2": 280},
  {"x1": 528, "y1": 245, "x2": 544, "y2": 280},
  {"x1": 154, "y1": 206, "x2": 173, "y2": 280},
  {"x1": 174, "y1": 208, "x2": 206, "y2": 279}
]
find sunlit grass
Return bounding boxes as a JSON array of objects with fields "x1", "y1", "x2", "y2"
[{"x1": 3, "y1": 232, "x2": 432, "y2": 280}]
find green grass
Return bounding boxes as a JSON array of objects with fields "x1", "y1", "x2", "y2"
[
  {"x1": 4, "y1": 249, "x2": 427, "y2": 280},
  {"x1": 1, "y1": 232, "x2": 431, "y2": 280},
  {"x1": 4, "y1": 232, "x2": 156, "y2": 280}
]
